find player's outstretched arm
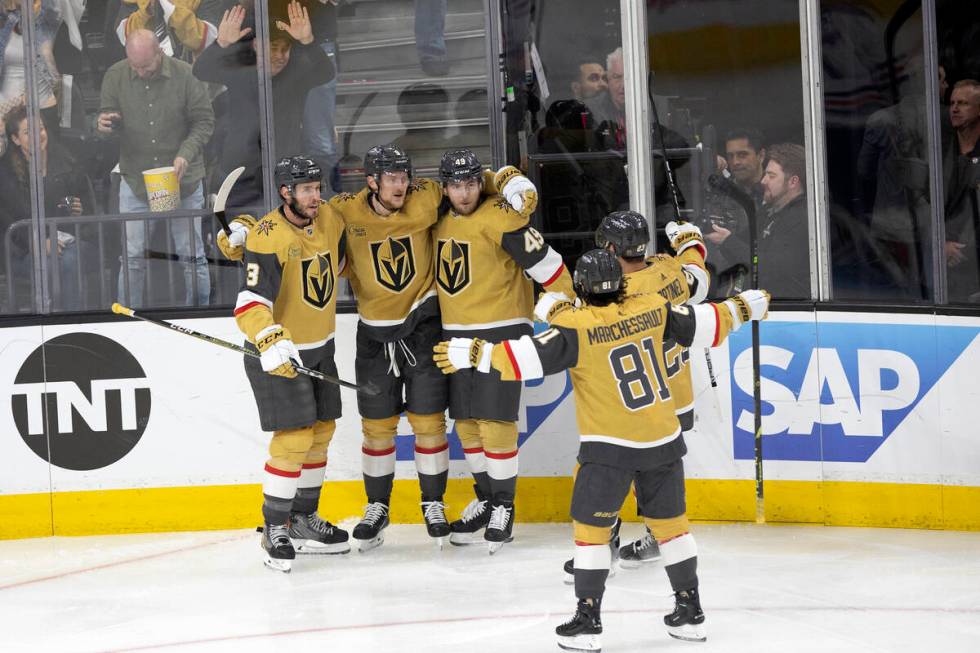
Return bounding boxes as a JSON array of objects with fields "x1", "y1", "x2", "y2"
[
  {"x1": 434, "y1": 326, "x2": 578, "y2": 381},
  {"x1": 667, "y1": 289, "x2": 770, "y2": 349}
]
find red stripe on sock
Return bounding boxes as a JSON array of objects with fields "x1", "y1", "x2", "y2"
[
  {"x1": 462, "y1": 447, "x2": 484, "y2": 454},
  {"x1": 415, "y1": 443, "x2": 449, "y2": 455},
  {"x1": 574, "y1": 541, "x2": 603, "y2": 547},
  {"x1": 361, "y1": 446, "x2": 396, "y2": 456},
  {"x1": 503, "y1": 340, "x2": 521, "y2": 380},
  {"x1": 264, "y1": 463, "x2": 300, "y2": 478},
  {"x1": 485, "y1": 449, "x2": 517, "y2": 460},
  {"x1": 658, "y1": 532, "x2": 689, "y2": 545},
  {"x1": 302, "y1": 461, "x2": 326, "y2": 470}
]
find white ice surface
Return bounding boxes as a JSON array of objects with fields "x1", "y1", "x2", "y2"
[{"x1": 1, "y1": 523, "x2": 978, "y2": 653}]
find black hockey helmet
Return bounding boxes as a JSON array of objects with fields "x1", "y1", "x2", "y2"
[
  {"x1": 275, "y1": 155, "x2": 321, "y2": 189},
  {"x1": 439, "y1": 148, "x2": 483, "y2": 184},
  {"x1": 365, "y1": 144, "x2": 413, "y2": 181},
  {"x1": 573, "y1": 248, "x2": 623, "y2": 298},
  {"x1": 595, "y1": 210, "x2": 649, "y2": 258}
]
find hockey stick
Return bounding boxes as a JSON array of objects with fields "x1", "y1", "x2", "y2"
[
  {"x1": 111, "y1": 303, "x2": 378, "y2": 396},
  {"x1": 707, "y1": 173, "x2": 764, "y2": 523},
  {"x1": 213, "y1": 166, "x2": 246, "y2": 235},
  {"x1": 648, "y1": 81, "x2": 719, "y2": 388}
]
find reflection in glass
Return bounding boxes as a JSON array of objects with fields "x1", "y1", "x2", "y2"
[
  {"x1": 647, "y1": 0, "x2": 809, "y2": 299},
  {"x1": 936, "y1": 1, "x2": 980, "y2": 303},
  {"x1": 821, "y1": 1, "x2": 934, "y2": 302}
]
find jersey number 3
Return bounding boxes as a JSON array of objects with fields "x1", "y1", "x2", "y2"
[
  {"x1": 608, "y1": 337, "x2": 671, "y2": 410},
  {"x1": 246, "y1": 262, "x2": 260, "y2": 287}
]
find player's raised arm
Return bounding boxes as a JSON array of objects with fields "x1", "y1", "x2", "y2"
[{"x1": 666, "y1": 289, "x2": 770, "y2": 349}]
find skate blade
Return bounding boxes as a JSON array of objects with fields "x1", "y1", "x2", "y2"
[
  {"x1": 556, "y1": 633, "x2": 601, "y2": 651},
  {"x1": 263, "y1": 556, "x2": 292, "y2": 573},
  {"x1": 666, "y1": 622, "x2": 707, "y2": 642},
  {"x1": 293, "y1": 540, "x2": 351, "y2": 555},
  {"x1": 563, "y1": 571, "x2": 574, "y2": 585},
  {"x1": 618, "y1": 556, "x2": 660, "y2": 569},
  {"x1": 357, "y1": 533, "x2": 384, "y2": 553},
  {"x1": 448, "y1": 530, "x2": 485, "y2": 546},
  {"x1": 432, "y1": 536, "x2": 446, "y2": 550},
  {"x1": 487, "y1": 536, "x2": 513, "y2": 555}
]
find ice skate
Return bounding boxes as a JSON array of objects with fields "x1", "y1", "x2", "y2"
[
  {"x1": 353, "y1": 501, "x2": 390, "y2": 552},
  {"x1": 664, "y1": 588, "x2": 707, "y2": 642},
  {"x1": 449, "y1": 486, "x2": 490, "y2": 545},
  {"x1": 619, "y1": 527, "x2": 661, "y2": 568},
  {"x1": 555, "y1": 598, "x2": 602, "y2": 652},
  {"x1": 421, "y1": 498, "x2": 450, "y2": 549},
  {"x1": 261, "y1": 523, "x2": 295, "y2": 573},
  {"x1": 288, "y1": 512, "x2": 351, "y2": 554},
  {"x1": 484, "y1": 501, "x2": 514, "y2": 555}
]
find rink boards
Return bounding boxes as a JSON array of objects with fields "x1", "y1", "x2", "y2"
[{"x1": 1, "y1": 310, "x2": 979, "y2": 538}]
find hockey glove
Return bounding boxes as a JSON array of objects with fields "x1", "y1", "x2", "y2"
[
  {"x1": 495, "y1": 165, "x2": 538, "y2": 216},
  {"x1": 433, "y1": 338, "x2": 491, "y2": 375},
  {"x1": 723, "y1": 289, "x2": 770, "y2": 330},
  {"x1": 255, "y1": 324, "x2": 301, "y2": 378},
  {"x1": 216, "y1": 214, "x2": 256, "y2": 261},
  {"x1": 534, "y1": 291, "x2": 574, "y2": 323},
  {"x1": 665, "y1": 221, "x2": 706, "y2": 258}
]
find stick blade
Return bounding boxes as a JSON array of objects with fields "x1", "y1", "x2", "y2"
[{"x1": 214, "y1": 166, "x2": 246, "y2": 214}]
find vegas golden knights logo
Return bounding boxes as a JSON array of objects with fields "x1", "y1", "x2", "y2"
[
  {"x1": 436, "y1": 238, "x2": 470, "y2": 295},
  {"x1": 301, "y1": 252, "x2": 335, "y2": 309},
  {"x1": 370, "y1": 235, "x2": 416, "y2": 292}
]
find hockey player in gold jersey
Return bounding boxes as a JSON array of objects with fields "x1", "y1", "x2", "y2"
[
  {"x1": 597, "y1": 211, "x2": 710, "y2": 568},
  {"x1": 324, "y1": 144, "x2": 541, "y2": 550},
  {"x1": 233, "y1": 156, "x2": 350, "y2": 572},
  {"x1": 434, "y1": 249, "x2": 770, "y2": 649},
  {"x1": 432, "y1": 148, "x2": 573, "y2": 553}
]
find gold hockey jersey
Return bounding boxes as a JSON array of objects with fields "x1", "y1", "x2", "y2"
[
  {"x1": 328, "y1": 179, "x2": 444, "y2": 341},
  {"x1": 487, "y1": 293, "x2": 737, "y2": 469},
  {"x1": 234, "y1": 204, "x2": 347, "y2": 356},
  {"x1": 624, "y1": 248, "x2": 709, "y2": 429},
  {"x1": 433, "y1": 195, "x2": 573, "y2": 335}
]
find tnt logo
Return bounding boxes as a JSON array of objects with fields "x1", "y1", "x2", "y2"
[
  {"x1": 12, "y1": 333, "x2": 151, "y2": 471},
  {"x1": 729, "y1": 322, "x2": 977, "y2": 463}
]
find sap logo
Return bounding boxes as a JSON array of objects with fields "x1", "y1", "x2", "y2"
[
  {"x1": 729, "y1": 322, "x2": 976, "y2": 463},
  {"x1": 14, "y1": 379, "x2": 150, "y2": 435},
  {"x1": 12, "y1": 333, "x2": 151, "y2": 471},
  {"x1": 733, "y1": 347, "x2": 918, "y2": 438}
]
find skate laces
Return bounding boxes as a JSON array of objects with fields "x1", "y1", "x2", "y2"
[
  {"x1": 302, "y1": 513, "x2": 333, "y2": 535},
  {"x1": 361, "y1": 501, "x2": 389, "y2": 526},
  {"x1": 268, "y1": 524, "x2": 291, "y2": 546},
  {"x1": 459, "y1": 497, "x2": 487, "y2": 523},
  {"x1": 421, "y1": 500, "x2": 448, "y2": 525},
  {"x1": 488, "y1": 504, "x2": 512, "y2": 531},
  {"x1": 636, "y1": 532, "x2": 656, "y2": 551}
]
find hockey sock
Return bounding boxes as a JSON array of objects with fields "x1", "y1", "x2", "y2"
[
  {"x1": 410, "y1": 413, "x2": 449, "y2": 500},
  {"x1": 660, "y1": 533, "x2": 699, "y2": 591},
  {"x1": 482, "y1": 420, "x2": 518, "y2": 502},
  {"x1": 362, "y1": 417, "x2": 398, "y2": 503},
  {"x1": 455, "y1": 419, "x2": 492, "y2": 496},
  {"x1": 262, "y1": 464, "x2": 300, "y2": 524},
  {"x1": 292, "y1": 460, "x2": 326, "y2": 514},
  {"x1": 573, "y1": 543, "x2": 611, "y2": 601}
]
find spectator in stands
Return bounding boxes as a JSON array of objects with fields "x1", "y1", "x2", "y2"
[
  {"x1": 569, "y1": 57, "x2": 607, "y2": 103},
  {"x1": 0, "y1": 104, "x2": 96, "y2": 311},
  {"x1": 302, "y1": 0, "x2": 339, "y2": 195},
  {"x1": 587, "y1": 47, "x2": 626, "y2": 148},
  {"x1": 0, "y1": 0, "x2": 62, "y2": 154},
  {"x1": 756, "y1": 142, "x2": 810, "y2": 298},
  {"x1": 943, "y1": 79, "x2": 980, "y2": 302},
  {"x1": 98, "y1": 28, "x2": 214, "y2": 308},
  {"x1": 415, "y1": 0, "x2": 448, "y2": 76},
  {"x1": 193, "y1": 1, "x2": 334, "y2": 212},
  {"x1": 115, "y1": 0, "x2": 221, "y2": 60},
  {"x1": 703, "y1": 128, "x2": 767, "y2": 295}
]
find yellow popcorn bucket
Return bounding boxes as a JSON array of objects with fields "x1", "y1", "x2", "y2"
[{"x1": 143, "y1": 167, "x2": 180, "y2": 212}]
